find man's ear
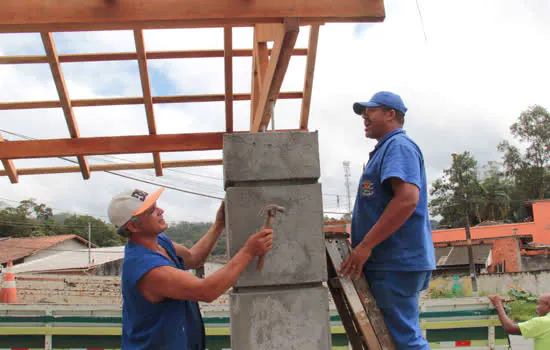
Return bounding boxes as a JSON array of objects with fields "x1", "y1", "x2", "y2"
[{"x1": 126, "y1": 220, "x2": 141, "y2": 233}]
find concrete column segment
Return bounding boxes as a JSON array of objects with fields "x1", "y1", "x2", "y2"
[
  {"x1": 226, "y1": 183, "x2": 326, "y2": 288},
  {"x1": 230, "y1": 285, "x2": 332, "y2": 350},
  {"x1": 223, "y1": 131, "x2": 320, "y2": 188}
]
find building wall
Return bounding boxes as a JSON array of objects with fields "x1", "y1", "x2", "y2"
[
  {"x1": 477, "y1": 270, "x2": 550, "y2": 295},
  {"x1": 15, "y1": 274, "x2": 121, "y2": 304},
  {"x1": 533, "y1": 201, "x2": 550, "y2": 244},
  {"x1": 24, "y1": 239, "x2": 88, "y2": 263},
  {"x1": 92, "y1": 259, "x2": 123, "y2": 276},
  {"x1": 521, "y1": 255, "x2": 550, "y2": 272},
  {"x1": 432, "y1": 222, "x2": 536, "y2": 244},
  {"x1": 487, "y1": 237, "x2": 521, "y2": 273},
  {"x1": 432, "y1": 200, "x2": 549, "y2": 244}
]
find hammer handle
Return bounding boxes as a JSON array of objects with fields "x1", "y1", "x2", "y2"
[{"x1": 257, "y1": 215, "x2": 275, "y2": 271}]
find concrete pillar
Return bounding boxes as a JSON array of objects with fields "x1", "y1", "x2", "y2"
[{"x1": 224, "y1": 131, "x2": 331, "y2": 350}]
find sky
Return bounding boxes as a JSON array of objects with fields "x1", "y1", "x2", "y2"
[{"x1": 0, "y1": 0, "x2": 549, "y2": 226}]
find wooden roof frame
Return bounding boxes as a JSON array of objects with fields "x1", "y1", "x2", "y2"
[{"x1": 0, "y1": 0, "x2": 385, "y2": 183}]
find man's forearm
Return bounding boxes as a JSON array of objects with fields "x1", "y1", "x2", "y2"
[
  {"x1": 494, "y1": 305, "x2": 521, "y2": 335},
  {"x1": 189, "y1": 223, "x2": 224, "y2": 267},
  {"x1": 359, "y1": 196, "x2": 416, "y2": 250},
  {"x1": 200, "y1": 250, "x2": 253, "y2": 302}
]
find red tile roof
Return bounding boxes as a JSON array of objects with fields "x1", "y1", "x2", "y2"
[{"x1": 0, "y1": 234, "x2": 96, "y2": 265}]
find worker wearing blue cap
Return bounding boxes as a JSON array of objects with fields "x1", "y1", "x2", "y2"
[{"x1": 340, "y1": 91, "x2": 436, "y2": 349}]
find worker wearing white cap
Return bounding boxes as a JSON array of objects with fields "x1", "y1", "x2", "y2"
[{"x1": 108, "y1": 188, "x2": 272, "y2": 350}]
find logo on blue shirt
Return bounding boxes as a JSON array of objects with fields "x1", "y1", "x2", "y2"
[{"x1": 360, "y1": 180, "x2": 375, "y2": 197}]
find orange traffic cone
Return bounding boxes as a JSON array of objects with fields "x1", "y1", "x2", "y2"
[{"x1": 1, "y1": 260, "x2": 17, "y2": 303}]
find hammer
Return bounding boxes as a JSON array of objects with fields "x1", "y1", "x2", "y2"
[{"x1": 257, "y1": 204, "x2": 285, "y2": 271}]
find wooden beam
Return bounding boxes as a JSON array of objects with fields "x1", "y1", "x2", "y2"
[
  {"x1": 41, "y1": 32, "x2": 91, "y2": 180},
  {"x1": 0, "y1": 92, "x2": 303, "y2": 110},
  {"x1": 299, "y1": 25, "x2": 320, "y2": 130},
  {"x1": 0, "y1": 159, "x2": 223, "y2": 177},
  {"x1": 224, "y1": 26, "x2": 234, "y2": 133},
  {"x1": 0, "y1": 134, "x2": 18, "y2": 183},
  {"x1": 134, "y1": 29, "x2": 163, "y2": 176},
  {"x1": 0, "y1": 133, "x2": 225, "y2": 160},
  {"x1": 0, "y1": 1, "x2": 385, "y2": 33},
  {"x1": 0, "y1": 49, "x2": 308, "y2": 65},
  {"x1": 251, "y1": 19, "x2": 300, "y2": 132},
  {"x1": 250, "y1": 25, "x2": 274, "y2": 129}
]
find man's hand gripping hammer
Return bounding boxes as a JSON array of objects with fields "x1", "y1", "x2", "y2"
[{"x1": 257, "y1": 204, "x2": 285, "y2": 271}]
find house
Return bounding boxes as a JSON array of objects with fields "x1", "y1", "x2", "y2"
[
  {"x1": 434, "y1": 244, "x2": 492, "y2": 277},
  {"x1": 10, "y1": 246, "x2": 124, "y2": 276},
  {"x1": 0, "y1": 234, "x2": 96, "y2": 267},
  {"x1": 432, "y1": 199, "x2": 550, "y2": 244}
]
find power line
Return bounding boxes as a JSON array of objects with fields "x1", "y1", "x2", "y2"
[{"x1": 416, "y1": 0, "x2": 428, "y2": 42}]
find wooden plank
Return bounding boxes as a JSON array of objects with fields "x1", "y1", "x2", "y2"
[
  {"x1": 256, "y1": 24, "x2": 285, "y2": 42},
  {"x1": 0, "y1": 49, "x2": 308, "y2": 65},
  {"x1": 251, "y1": 19, "x2": 299, "y2": 131},
  {"x1": 326, "y1": 239, "x2": 383, "y2": 350},
  {"x1": 0, "y1": 92, "x2": 302, "y2": 110},
  {"x1": 41, "y1": 32, "x2": 91, "y2": 180},
  {"x1": 327, "y1": 256, "x2": 365, "y2": 350},
  {"x1": 326, "y1": 235, "x2": 397, "y2": 349},
  {"x1": 0, "y1": 133, "x2": 225, "y2": 160},
  {"x1": 0, "y1": 134, "x2": 18, "y2": 183},
  {"x1": 224, "y1": 26, "x2": 234, "y2": 133},
  {"x1": 0, "y1": 159, "x2": 223, "y2": 177},
  {"x1": 0, "y1": 1, "x2": 385, "y2": 33},
  {"x1": 250, "y1": 25, "x2": 271, "y2": 128},
  {"x1": 134, "y1": 29, "x2": 163, "y2": 176},
  {"x1": 299, "y1": 25, "x2": 320, "y2": 130}
]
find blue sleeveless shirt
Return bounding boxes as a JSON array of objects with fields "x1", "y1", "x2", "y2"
[{"x1": 121, "y1": 234, "x2": 205, "y2": 349}]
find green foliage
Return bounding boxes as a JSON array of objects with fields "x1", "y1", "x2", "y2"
[
  {"x1": 0, "y1": 198, "x2": 226, "y2": 255},
  {"x1": 0, "y1": 199, "x2": 123, "y2": 247},
  {"x1": 498, "y1": 105, "x2": 550, "y2": 200},
  {"x1": 430, "y1": 105, "x2": 550, "y2": 227},
  {"x1": 506, "y1": 287, "x2": 539, "y2": 322},
  {"x1": 164, "y1": 221, "x2": 227, "y2": 257}
]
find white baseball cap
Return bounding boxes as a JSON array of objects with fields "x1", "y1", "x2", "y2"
[{"x1": 108, "y1": 188, "x2": 164, "y2": 228}]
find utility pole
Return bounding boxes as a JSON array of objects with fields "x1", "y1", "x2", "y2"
[
  {"x1": 452, "y1": 153, "x2": 477, "y2": 292},
  {"x1": 88, "y1": 222, "x2": 92, "y2": 266},
  {"x1": 343, "y1": 161, "x2": 352, "y2": 215}
]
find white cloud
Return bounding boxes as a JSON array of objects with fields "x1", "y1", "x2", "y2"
[{"x1": 1, "y1": 0, "x2": 549, "y2": 223}]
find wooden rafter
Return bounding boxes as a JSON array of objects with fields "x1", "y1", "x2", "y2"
[
  {"x1": 0, "y1": 134, "x2": 18, "y2": 183},
  {"x1": 134, "y1": 29, "x2": 163, "y2": 176},
  {"x1": 299, "y1": 25, "x2": 320, "y2": 130},
  {"x1": 0, "y1": 92, "x2": 303, "y2": 111},
  {"x1": 224, "y1": 26, "x2": 234, "y2": 133},
  {"x1": 0, "y1": 49, "x2": 308, "y2": 65},
  {"x1": 40, "y1": 32, "x2": 91, "y2": 180},
  {"x1": 0, "y1": 133, "x2": 225, "y2": 160},
  {"x1": 0, "y1": 159, "x2": 223, "y2": 177},
  {"x1": 0, "y1": 1, "x2": 385, "y2": 33},
  {"x1": 0, "y1": 1, "x2": 387, "y2": 181},
  {"x1": 250, "y1": 26, "x2": 270, "y2": 129},
  {"x1": 251, "y1": 19, "x2": 300, "y2": 132}
]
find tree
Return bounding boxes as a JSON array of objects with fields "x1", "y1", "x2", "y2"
[
  {"x1": 429, "y1": 152, "x2": 482, "y2": 228},
  {"x1": 477, "y1": 162, "x2": 513, "y2": 222},
  {"x1": 498, "y1": 105, "x2": 550, "y2": 200}
]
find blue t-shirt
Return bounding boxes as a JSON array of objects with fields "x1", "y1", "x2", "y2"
[
  {"x1": 351, "y1": 129, "x2": 436, "y2": 271},
  {"x1": 121, "y1": 234, "x2": 205, "y2": 350}
]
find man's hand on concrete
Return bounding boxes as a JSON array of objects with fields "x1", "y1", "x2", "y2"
[
  {"x1": 243, "y1": 227, "x2": 273, "y2": 258},
  {"x1": 339, "y1": 245, "x2": 372, "y2": 280}
]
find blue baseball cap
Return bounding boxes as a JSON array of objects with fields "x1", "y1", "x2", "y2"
[{"x1": 353, "y1": 91, "x2": 408, "y2": 116}]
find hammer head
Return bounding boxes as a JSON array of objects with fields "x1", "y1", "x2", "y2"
[{"x1": 258, "y1": 204, "x2": 285, "y2": 217}]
